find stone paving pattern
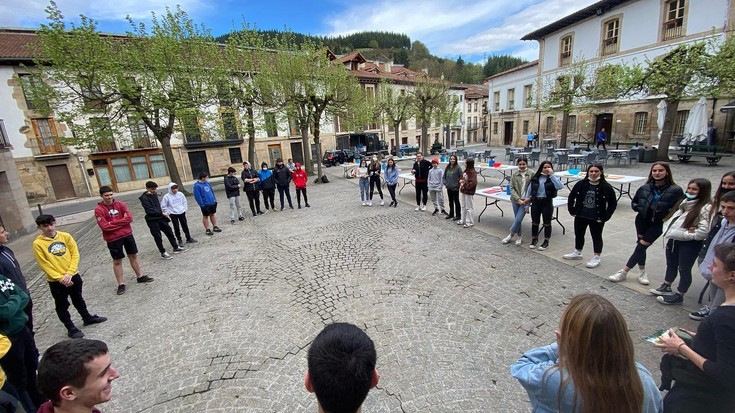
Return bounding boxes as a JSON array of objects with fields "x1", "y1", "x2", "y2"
[{"x1": 14, "y1": 150, "x2": 735, "y2": 412}]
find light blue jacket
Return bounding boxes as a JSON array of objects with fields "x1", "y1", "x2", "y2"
[
  {"x1": 384, "y1": 166, "x2": 399, "y2": 185},
  {"x1": 510, "y1": 343, "x2": 663, "y2": 413}
]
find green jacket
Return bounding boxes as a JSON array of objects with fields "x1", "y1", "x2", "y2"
[
  {"x1": 0, "y1": 274, "x2": 29, "y2": 336},
  {"x1": 510, "y1": 169, "x2": 532, "y2": 204}
]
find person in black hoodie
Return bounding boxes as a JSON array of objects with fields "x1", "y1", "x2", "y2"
[
  {"x1": 0, "y1": 225, "x2": 34, "y2": 332},
  {"x1": 241, "y1": 161, "x2": 263, "y2": 217},
  {"x1": 273, "y1": 158, "x2": 293, "y2": 211},
  {"x1": 411, "y1": 152, "x2": 432, "y2": 211},
  {"x1": 224, "y1": 167, "x2": 244, "y2": 224},
  {"x1": 139, "y1": 181, "x2": 186, "y2": 260}
]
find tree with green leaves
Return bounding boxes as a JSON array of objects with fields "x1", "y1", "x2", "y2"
[
  {"x1": 376, "y1": 80, "x2": 414, "y2": 148},
  {"x1": 411, "y1": 76, "x2": 450, "y2": 152},
  {"x1": 28, "y1": 2, "x2": 227, "y2": 188},
  {"x1": 258, "y1": 38, "x2": 364, "y2": 179}
]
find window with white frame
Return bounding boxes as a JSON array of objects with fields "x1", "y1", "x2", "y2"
[
  {"x1": 601, "y1": 18, "x2": 620, "y2": 56},
  {"x1": 493, "y1": 92, "x2": 500, "y2": 111},
  {"x1": 545, "y1": 117, "x2": 555, "y2": 134},
  {"x1": 507, "y1": 89, "x2": 515, "y2": 110},
  {"x1": 523, "y1": 85, "x2": 533, "y2": 108},
  {"x1": 675, "y1": 110, "x2": 689, "y2": 135},
  {"x1": 560, "y1": 35, "x2": 573, "y2": 66},
  {"x1": 663, "y1": 0, "x2": 686, "y2": 40},
  {"x1": 634, "y1": 112, "x2": 648, "y2": 135}
]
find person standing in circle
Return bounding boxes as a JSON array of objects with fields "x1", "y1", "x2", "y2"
[
  {"x1": 457, "y1": 158, "x2": 478, "y2": 228},
  {"x1": 384, "y1": 158, "x2": 400, "y2": 207},
  {"x1": 609, "y1": 162, "x2": 683, "y2": 285},
  {"x1": 562, "y1": 163, "x2": 618, "y2": 268},
  {"x1": 502, "y1": 157, "x2": 532, "y2": 245},
  {"x1": 523, "y1": 161, "x2": 564, "y2": 251},
  {"x1": 367, "y1": 155, "x2": 384, "y2": 206}
]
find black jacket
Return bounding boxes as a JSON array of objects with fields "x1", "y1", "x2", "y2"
[
  {"x1": 138, "y1": 191, "x2": 167, "y2": 221},
  {"x1": 0, "y1": 245, "x2": 28, "y2": 294},
  {"x1": 241, "y1": 169, "x2": 260, "y2": 192},
  {"x1": 412, "y1": 159, "x2": 432, "y2": 183},
  {"x1": 224, "y1": 175, "x2": 241, "y2": 198},
  {"x1": 529, "y1": 175, "x2": 559, "y2": 199},
  {"x1": 631, "y1": 181, "x2": 684, "y2": 222},
  {"x1": 273, "y1": 165, "x2": 292, "y2": 187},
  {"x1": 568, "y1": 180, "x2": 618, "y2": 222}
]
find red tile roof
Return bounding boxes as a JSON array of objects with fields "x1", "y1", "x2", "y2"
[
  {"x1": 0, "y1": 29, "x2": 38, "y2": 60},
  {"x1": 336, "y1": 51, "x2": 366, "y2": 64}
]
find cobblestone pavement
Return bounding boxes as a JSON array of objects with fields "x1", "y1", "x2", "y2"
[{"x1": 14, "y1": 153, "x2": 733, "y2": 412}]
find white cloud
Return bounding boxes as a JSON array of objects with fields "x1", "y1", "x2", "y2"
[
  {"x1": 0, "y1": 0, "x2": 209, "y2": 28},
  {"x1": 324, "y1": 0, "x2": 596, "y2": 61}
]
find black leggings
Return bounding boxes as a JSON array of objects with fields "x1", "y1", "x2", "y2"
[
  {"x1": 387, "y1": 184, "x2": 397, "y2": 203},
  {"x1": 664, "y1": 239, "x2": 703, "y2": 294},
  {"x1": 170, "y1": 212, "x2": 191, "y2": 241},
  {"x1": 245, "y1": 190, "x2": 262, "y2": 215},
  {"x1": 625, "y1": 214, "x2": 664, "y2": 269},
  {"x1": 369, "y1": 175, "x2": 383, "y2": 199},
  {"x1": 530, "y1": 198, "x2": 553, "y2": 240},
  {"x1": 262, "y1": 189, "x2": 275, "y2": 209},
  {"x1": 296, "y1": 188, "x2": 308, "y2": 205},
  {"x1": 574, "y1": 217, "x2": 605, "y2": 253},
  {"x1": 447, "y1": 189, "x2": 461, "y2": 218},
  {"x1": 277, "y1": 186, "x2": 292, "y2": 208},
  {"x1": 415, "y1": 182, "x2": 428, "y2": 206}
]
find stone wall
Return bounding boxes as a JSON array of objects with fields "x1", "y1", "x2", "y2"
[{"x1": 0, "y1": 150, "x2": 35, "y2": 235}]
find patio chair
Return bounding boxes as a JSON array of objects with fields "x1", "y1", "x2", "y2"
[
  {"x1": 529, "y1": 149, "x2": 542, "y2": 166},
  {"x1": 581, "y1": 152, "x2": 598, "y2": 169},
  {"x1": 621, "y1": 147, "x2": 641, "y2": 166},
  {"x1": 570, "y1": 146, "x2": 581, "y2": 154},
  {"x1": 509, "y1": 151, "x2": 517, "y2": 164},
  {"x1": 596, "y1": 149, "x2": 608, "y2": 165},
  {"x1": 555, "y1": 153, "x2": 569, "y2": 170},
  {"x1": 545, "y1": 147, "x2": 556, "y2": 161},
  {"x1": 505, "y1": 147, "x2": 512, "y2": 161},
  {"x1": 483, "y1": 150, "x2": 493, "y2": 162}
]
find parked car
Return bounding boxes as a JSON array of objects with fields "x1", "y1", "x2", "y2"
[
  {"x1": 398, "y1": 144, "x2": 420, "y2": 156},
  {"x1": 430, "y1": 142, "x2": 444, "y2": 154},
  {"x1": 322, "y1": 150, "x2": 347, "y2": 167}
]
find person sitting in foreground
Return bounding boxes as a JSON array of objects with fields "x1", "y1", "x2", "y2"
[
  {"x1": 511, "y1": 293, "x2": 662, "y2": 413},
  {"x1": 305, "y1": 323, "x2": 379, "y2": 413}
]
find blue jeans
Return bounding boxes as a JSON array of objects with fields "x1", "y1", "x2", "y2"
[
  {"x1": 359, "y1": 178, "x2": 369, "y2": 201},
  {"x1": 510, "y1": 202, "x2": 527, "y2": 234}
]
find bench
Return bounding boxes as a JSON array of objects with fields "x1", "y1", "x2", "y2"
[{"x1": 670, "y1": 145, "x2": 731, "y2": 166}]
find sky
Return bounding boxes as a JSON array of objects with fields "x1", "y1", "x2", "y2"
[{"x1": 1, "y1": 0, "x2": 598, "y2": 63}]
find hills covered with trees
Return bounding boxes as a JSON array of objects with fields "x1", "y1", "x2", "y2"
[{"x1": 217, "y1": 30, "x2": 527, "y2": 84}]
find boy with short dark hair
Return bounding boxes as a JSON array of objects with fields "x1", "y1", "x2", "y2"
[
  {"x1": 32, "y1": 214, "x2": 106, "y2": 338},
  {"x1": 305, "y1": 323, "x2": 379, "y2": 413},
  {"x1": 224, "y1": 167, "x2": 244, "y2": 224},
  {"x1": 95, "y1": 186, "x2": 154, "y2": 295},
  {"x1": 37, "y1": 339, "x2": 119, "y2": 413},
  {"x1": 193, "y1": 172, "x2": 221, "y2": 236},
  {"x1": 139, "y1": 181, "x2": 186, "y2": 260}
]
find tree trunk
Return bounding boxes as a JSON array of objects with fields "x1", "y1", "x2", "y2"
[
  {"x1": 245, "y1": 103, "x2": 257, "y2": 165},
  {"x1": 157, "y1": 133, "x2": 185, "y2": 191},
  {"x1": 301, "y1": 125, "x2": 312, "y2": 175},
  {"x1": 420, "y1": 109, "x2": 429, "y2": 154},
  {"x1": 657, "y1": 99, "x2": 680, "y2": 161},
  {"x1": 560, "y1": 110, "x2": 569, "y2": 148},
  {"x1": 393, "y1": 123, "x2": 400, "y2": 154}
]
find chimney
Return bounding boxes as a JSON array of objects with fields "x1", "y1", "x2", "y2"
[{"x1": 384, "y1": 61, "x2": 392, "y2": 72}]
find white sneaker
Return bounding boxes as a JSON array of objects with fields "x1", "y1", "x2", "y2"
[
  {"x1": 608, "y1": 269, "x2": 627, "y2": 282},
  {"x1": 515, "y1": 238, "x2": 523, "y2": 246},
  {"x1": 420, "y1": 205, "x2": 426, "y2": 211},
  {"x1": 563, "y1": 250, "x2": 583, "y2": 260},
  {"x1": 501, "y1": 234, "x2": 514, "y2": 244},
  {"x1": 362, "y1": 202, "x2": 366, "y2": 206},
  {"x1": 586, "y1": 256, "x2": 601, "y2": 268},
  {"x1": 368, "y1": 200, "x2": 372, "y2": 206},
  {"x1": 457, "y1": 220, "x2": 465, "y2": 225},
  {"x1": 415, "y1": 206, "x2": 421, "y2": 211},
  {"x1": 636, "y1": 271, "x2": 650, "y2": 285},
  {"x1": 380, "y1": 200, "x2": 384, "y2": 206}
]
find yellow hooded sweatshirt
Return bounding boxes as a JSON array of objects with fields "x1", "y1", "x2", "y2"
[{"x1": 32, "y1": 231, "x2": 79, "y2": 282}]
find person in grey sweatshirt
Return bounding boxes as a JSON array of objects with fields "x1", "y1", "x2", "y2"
[{"x1": 428, "y1": 158, "x2": 447, "y2": 216}]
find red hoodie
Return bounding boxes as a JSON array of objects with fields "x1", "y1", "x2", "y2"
[
  {"x1": 94, "y1": 199, "x2": 134, "y2": 242},
  {"x1": 292, "y1": 164, "x2": 308, "y2": 189},
  {"x1": 38, "y1": 400, "x2": 102, "y2": 413}
]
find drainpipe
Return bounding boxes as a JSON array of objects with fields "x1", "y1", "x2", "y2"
[{"x1": 77, "y1": 154, "x2": 92, "y2": 197}]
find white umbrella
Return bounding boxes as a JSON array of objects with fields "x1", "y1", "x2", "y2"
[
  {"x1": 682, "y1": 97, "x2": 708, "y2": 144},
  {"x1": 657, "y1": 99, "x2": 667, "y2": 141}
]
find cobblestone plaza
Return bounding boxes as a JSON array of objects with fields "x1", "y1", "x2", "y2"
[{"x1": 19, "y1": 154, "x2": 730, "y2": 412}]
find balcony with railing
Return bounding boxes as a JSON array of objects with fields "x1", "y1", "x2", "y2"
[
  {"x1": 37, "y1": 135, "x2": 65, "y2": 155},
  {"x1": 662, "y1": 19, "x2": 684, "y2": 40},
  {"x1": 601, "y1": 37, "x2": 619, "y2": 56},
  {"x1": 560, "y1": 50, "x2": 571, "y2": 67},
  {"x1": 0, "y1": 120, "x2": 9, "y2": 149}
]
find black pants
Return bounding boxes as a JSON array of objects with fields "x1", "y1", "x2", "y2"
[
  {"x1": 530, "y1": 197, "x2": 553, "y2": 240},
  {"x1": 665, "y1": 239, "x2": 703, "y2": 294},
  {"x1": 296, "y1": 188, "x2": 308, "y2": 206},
  {"x1": 447, "y1": 189, "x2": 461, "y2": 218},
  {"x1": 277, "y1": 186, "x2": 293, "y2": 208},
  {"x1": 146, "y1": 219, "x2": 178, "y2": 253},
  {"x1": 0, "y1": 327, "x2": 43, "y2": 412},
  {"x1": 48, "y1": 274, "x2": 92, "y2": 330},
  {"x1": 625, "y1": 214, "x2": 664, "y2": 268},
  {"x1": 574, "y1": 217, "x2": 605, "y2": 253},
  {"x1": 369, "y1": 175, "x2": 383, "y2": 199},
  {"x1": 387, "y1": 184, "x2": 397, "y2": 204},
  {"x1": 415, "y1": 181, "x2": 428, "y2": 206},
  {"x1": 245, "y1": 190, "x2": 262, "y2": 215},
  {"x1": 170, "y1": 212, "x2": 191, "y2": 242},
  {"x1": 597, "y1": 140, "x2": 606, "y2": 149},
  {"x1": 262, "y1": 189, "x2": 275, "y2": 209}
]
